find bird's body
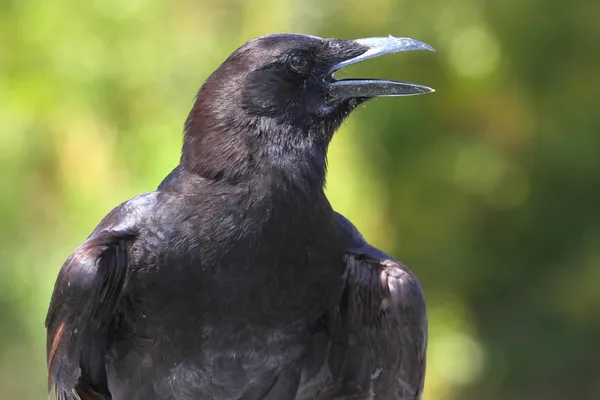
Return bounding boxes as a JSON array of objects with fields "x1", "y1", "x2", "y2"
[
  {"x1": 101, "y1": 168, "x2": 344, "y2": 399},
  {"x1": 46, "y1": 34, "x2": 434, "y2": 400}
]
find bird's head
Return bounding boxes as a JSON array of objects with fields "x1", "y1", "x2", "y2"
[{"x1": 182, "y1": 34, "x2": 434, "y2": 185}]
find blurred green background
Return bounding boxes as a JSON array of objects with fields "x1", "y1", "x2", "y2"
[{"x1": 2, "y1": 0, "x2": 600, "y2": 399}]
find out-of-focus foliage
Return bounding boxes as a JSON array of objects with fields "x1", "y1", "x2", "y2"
[{"x1": 1, "y1": 0, "x2": 599, "y2": 399}]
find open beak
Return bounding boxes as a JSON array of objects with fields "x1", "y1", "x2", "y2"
[{"x1": 327, "y1": 36, "x2": 435, "y2": 101}]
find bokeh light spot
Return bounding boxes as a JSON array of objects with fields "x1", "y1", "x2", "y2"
[
  {"x1": 449, "y1": 25, "x2": 501, "y2": 79},
  {"x1": 435, "y1": 333, "x2": 486, "y2": 385}
]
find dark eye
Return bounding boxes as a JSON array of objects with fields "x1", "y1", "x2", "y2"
[{"x1": 289, "y1": 54, "x2": 310, "y2": 72}]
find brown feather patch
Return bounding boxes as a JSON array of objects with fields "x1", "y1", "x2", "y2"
[{"x1": 47, "y1": 321, "x2": 65, "y2": 391}]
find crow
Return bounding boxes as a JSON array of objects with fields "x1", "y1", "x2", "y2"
[{"x1": 45, "y1": 33, "x2": 434, "y2": 400}]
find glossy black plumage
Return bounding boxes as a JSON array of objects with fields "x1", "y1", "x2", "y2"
[{"x1": 46, "y1": 33, "x2": 432, "y2": 400}]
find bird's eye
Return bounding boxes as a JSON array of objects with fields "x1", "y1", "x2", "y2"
[{"x1": 289, "y1": 54, "x2": 310, "y2": 72}]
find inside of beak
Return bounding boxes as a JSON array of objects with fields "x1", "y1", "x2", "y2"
[{"x1": 326, "y1": 36, "x2": 435, "y2": 101}]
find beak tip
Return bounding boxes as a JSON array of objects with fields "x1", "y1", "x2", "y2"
[
  {"x1": 387, "y1": 36, "x2": 435, "y2": 52},
  {"x1": 410, "y1": 85, "x2": 435, "y2": 95},
  {"x1": 409, "y1": 39, "x2": 435, "y2": 53}
]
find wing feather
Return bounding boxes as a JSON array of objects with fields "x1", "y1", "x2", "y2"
[
  {"x1": 297, "y1": 213, "x2": 427, "y2": 400},
  {"x1": 45, "y1": 229, "x2": 136, "y2": 400}
]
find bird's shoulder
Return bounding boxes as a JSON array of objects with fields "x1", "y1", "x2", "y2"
[
  {"x1": 335, "y1": 212, "x2": 426, "y2": 323},
  {"x1": 297, "y1": 213, "x2": 427, "y2": 399},
  {"x1": 92, "y1": 190, "x2": 194, "y2": 233},
  {"x1": 44, "y1": 188, "x2": 216, "y2": 400}
]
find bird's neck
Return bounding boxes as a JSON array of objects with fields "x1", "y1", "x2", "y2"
[{"x1": 181, "y1": 114, "x2": 329, "y2": 196}]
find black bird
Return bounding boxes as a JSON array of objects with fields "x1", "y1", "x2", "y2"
[{"x1": 45, "y1": 34, "x2": 434, "y2": 400}]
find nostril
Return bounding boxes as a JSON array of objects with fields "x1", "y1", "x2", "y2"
[{"x1": 317, "y1": 104, "x2": 336, "y2": 116}]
